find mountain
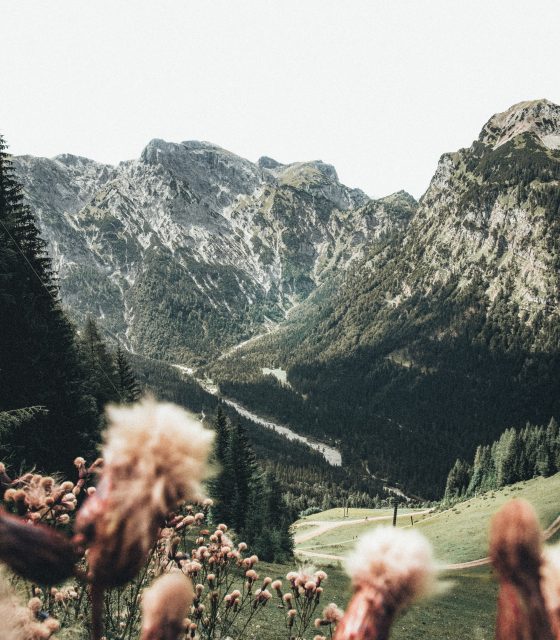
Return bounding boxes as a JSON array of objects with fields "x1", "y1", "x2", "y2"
[
  {"x1": 209, "y1": 99, "x2": 560, "y2": 497},
  {"x1": 13, "y1": 142, "x2": 414, "y2": 363},
  {"x1": 12, "y1": 99, "x2": 560, "y2": 497}
]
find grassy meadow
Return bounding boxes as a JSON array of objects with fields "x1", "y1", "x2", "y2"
[{"x1": 273, "y1": 473, "x2": 560, "y2": 640}]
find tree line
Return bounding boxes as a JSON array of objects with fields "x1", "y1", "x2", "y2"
[{"x1": 445, "y1": 417, "x2": 559, "y2": 499}]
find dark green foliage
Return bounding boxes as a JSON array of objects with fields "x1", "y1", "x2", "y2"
[
  {"x1": 444, "y1": 459, "x2": 471, "y2": 498},
  {"x1": 128, "y1": 250, "x2": 283, "y2": 364},
  {"x1": 445, "y1": 417, "x2": 560, "y2": 499},
  {"x1": 208, "y1": 134, "x2": 560, "y2": 499},
  {"x1": 78, "y1": 317, "x2": 121, "y2": 411},
  {"x1": 0, "y1": 135, "x2": 99, "y2": 473},
  {"x1": 131, "y1": 355, "x2": 385, "y2": 513},
  {"x1": 208, "y1": 411, "x2": 293, "y2": 561},
  {"x1": 115, "y1": 345, "x2": 141, "y2": 403}
]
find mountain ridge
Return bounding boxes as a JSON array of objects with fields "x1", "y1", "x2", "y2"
[
  {"x1": 13, "y1": 140, "x2": 414, "y2": 362},
  {"x1": 208, "y1": 99, "x2": 560, "y2": 496}
]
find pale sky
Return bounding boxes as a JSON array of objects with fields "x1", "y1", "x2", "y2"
[{"x1": 2, "y1": 0, "x2": 559, "y2": 199}]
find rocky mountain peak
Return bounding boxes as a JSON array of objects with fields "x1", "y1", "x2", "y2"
[
  {"x1": 478, "y1": 98, "x2": 560, "y2": 150},
  {"x1": 257, "y1": 156, "x2": 284, "y2": 170}
]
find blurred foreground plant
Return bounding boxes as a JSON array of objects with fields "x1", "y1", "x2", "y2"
[{"x1": 0, "y1": 399, "x2": 339, "y2": 640}]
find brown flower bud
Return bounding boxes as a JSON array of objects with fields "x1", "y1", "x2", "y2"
[
  {"x1": 490, "y1": 499, "x2": 555, "y2": 640},
  {"x1": 140, "y1": 572, "x2": 194, "y2": 640},
  {"x1": 0, "y1": 508, "x2": 78, "y2": 584}
]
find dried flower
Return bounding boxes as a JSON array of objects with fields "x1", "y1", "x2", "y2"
[
  {"x1": 140, "y1": 572, "x2": 194, "y2": 640},
  {"x1": 490, "y1": 499, "x2": 555, "y2": 640},
  {"x1": 335, "y1": 527, "x2": 438, "y2": 640},
  {"x1": 0, "y1": 576, "x2": 60, "y2": 640},
  {"x1": 0, "y1": 509, "x2": 77, "y2": 584},
  {"x1": 322, "y1": 602, "x2": 344, "y2": 623},
  {"x1": 542, "y1": 544, "x2": 560, "y2": 638},
  {"x1": 75, "y1": 398, "x2": 214, "y2": 588}
]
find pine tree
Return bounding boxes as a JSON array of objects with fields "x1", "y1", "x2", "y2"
[
  {"x1": 79, "y1": 316, "x2": 120, "y2": 411},
  {"x1": 214, "y1": 406, "x2": 229, "y2": 463},
  {"x1": 207, "y1": 407, "x2": 294, "y2": 561},
  {"x1": 0, "y1": 134, "x2": 99, "y2": 473},
  {"x1": 209, "y1": 409, "x2": 236, "y2": 527},
  {"x1": 228, "y1": 421, "x2": 260, "y2": 532},
  {"x1": 115, "y1": 344, "x2": 141, "y2": 403},
  {"x1": 444, "y1": 459, "x2": 471, "y2": 499}
]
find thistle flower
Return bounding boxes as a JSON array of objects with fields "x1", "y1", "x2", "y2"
[
  {"x1": 0, "y1": 509, "x2": 77, "y2": 584},
  {"x1": 335, "y1": 527, "x2": 438, "y2": 640},
  {"x1": 140, "y1": 572, "x2": 194, "y2": 640},
  {"x1": 75, "y1": 398, "x2": 214, "y2": 588},
  {"x1": 271, "y1": 579, "x2": 283, "y2": 594},
  {"x1": 490, "y1": 499, "x2": 555, "y2": 640},
  {"x1": 541, "y1": 544, "x2": 560, "y2": 638},
  {"x1": 322, "y1": 602, "x2": 344, "y2": 623},
  {"x1": 0, "y1": 576, "x2": 60, "y2": 640}
]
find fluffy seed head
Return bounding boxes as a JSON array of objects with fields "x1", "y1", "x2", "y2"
[
  {"x1": 542, "y1": 544, "x2": 560, "y2": 617},
  {"x1": 141, "y1": 572, "x2": 194, "y2": 640},
  {"x1": 490, "y1": 500, "x2": 555, "y2": 640},
  {"x1": 345, "y1": 527, "x2": 437, "y2": 609},
  {"x1": 322, "y1": 602, "x2": 344, "y2": 623},
  {"x1": 490, "y1": 499, "x2": 542, "y2": 587},
  {"x1": 75, "y1": 398, "x2": 214, "y2": 587}
]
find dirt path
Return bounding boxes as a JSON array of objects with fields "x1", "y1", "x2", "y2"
[
  {"x1": 293, "y1": 510, "x2": 432, "y2": 544},
  {"x1": 295, "y1": 513, "x2": 560, "y2": 570}
]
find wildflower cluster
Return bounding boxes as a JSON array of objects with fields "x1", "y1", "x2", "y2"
[
  {"x1": 0, "y1": 577, "x2": 61, "y2": 640},
  {"x1": 0, "y1": 399, "x2": 343, "y2": 640},
  {"x1": 279, "y1": 567, "x2": 333, "y2": 639},
  {"x1": 1, "y1": 457, "x2": 99, "y2": 525},
  {"x1": 161, "y1": 520, "x2": 330, "y2": 639}
]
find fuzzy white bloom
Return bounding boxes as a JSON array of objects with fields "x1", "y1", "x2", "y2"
[
  {"x1": 0, "y1": 575, "x2": 58, "y2": 640},
  {"x1": 104, "y1": 397, "x2": 214, "y2": 505},
  {"x1": 140, "y1": 571, "x2": 194, "y2": 640},
  {"x1": 75, "y1": 397, "x2": 214, "y2": 588},
  {"x1": 541, "y1": 544, "x2": 560, "y2": 632},
  {"x1": 345, "y1": 527, "x2": 437, "y2": 607}
]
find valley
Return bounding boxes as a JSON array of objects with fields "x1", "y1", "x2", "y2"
[
  {"x1": 11, "y1": 98, "x2": 560, "y2": 498},
  {"x1": 172, "y1": 363, "x2": 342, "y2": 465}
]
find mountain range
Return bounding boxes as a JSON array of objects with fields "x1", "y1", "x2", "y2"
[
  {"x1": 13, "y1": 142, "x2": 413, "y2": 363},
  {"x1": 13, "y1": 98, "x2": 560, "y2": 496}
]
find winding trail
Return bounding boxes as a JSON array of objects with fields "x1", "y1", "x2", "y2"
[
  {"x1": 293, "y1": 510, "x2": 432, "y2": 545},
  {"x1": 294, "y1": 512, "x2": 560, "y2": 570}
]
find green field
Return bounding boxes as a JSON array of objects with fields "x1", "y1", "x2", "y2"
[
  {"x1": 296, "y1": 474, "x2": 560, "y2": 563},
  {"x1": 281, "y1": 473, "x2": 560, "y2": 640}
]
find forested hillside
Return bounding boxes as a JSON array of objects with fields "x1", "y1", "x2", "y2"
[
  {"x1": 0, "y1": 136, "x2": 100, "y2": 473},
  {"x1": 6, "y1": 100, "x2": 560, "y2": 500},
  {"x1": 209, "y1": 100, "x2": 560, "y2": 497},
  {"x1": 13, "y1": 143, "x2": 413, "y2": 363}
]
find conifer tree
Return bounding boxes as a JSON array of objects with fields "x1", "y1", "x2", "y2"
[
  {"x1": 0, "y1": 134, "x2": 98, "y2": 472},
  {"x1": 79, "y1": 317, "x2": 120, "y2": 411},
  {"x1": 208, "y1": 410, "x2": 293, "y2": 561},
  {"x1": 228, "y1": 421, "x2": 259, "y2": 532},
  {"x1": 115, "y1": 344, "x2": 141, "y2": 403},
  {"x1": 444, "y1": 459, "x2": 471, "y2": 499},
  {"x1": 209, "y1": 409, "x2": 236, "y2": 526}
]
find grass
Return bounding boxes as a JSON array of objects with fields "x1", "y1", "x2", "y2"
[
  {"x1": 392, "y1": 567, "x2": 497, "y2": 640},
  {"x1": 250, "y1": 563, "x2": 497, "y2": 639},
  {"x1": 413, "y1": 473, "x2": 560, "y2": 563},
  {"x1": 279, "y1": 473, "x2": 560, "y2": 639},
  {"x1": 296, "y1": 474, "x2": 560, "y2": 563},
  {"x1": 297, "y1": 515, "x2": 412, "y2": 551}
]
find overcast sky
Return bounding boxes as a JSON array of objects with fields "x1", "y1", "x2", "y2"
[{"x1": 2, "y1": 1, "x2": 559, "y2": 198}]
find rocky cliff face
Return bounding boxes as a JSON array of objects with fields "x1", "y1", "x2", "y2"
[
  {"x1": 210, "y1": 99, "x2": 560, "y2": 497},
  {"x1": 13, "y1": 141, "x2": 414, "y2": 361},
  {"x1": 395, "y1": 99, "x2": 560, "y2": 328}
]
